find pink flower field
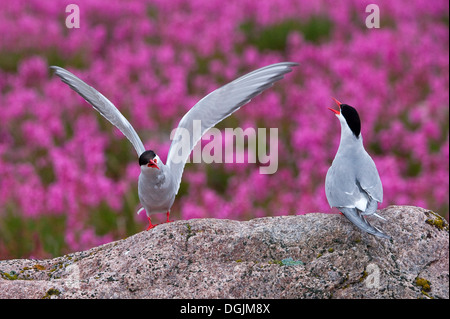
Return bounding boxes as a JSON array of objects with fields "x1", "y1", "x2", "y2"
[{"x1": 0, "y1": 0, "x2": 448, "y2": 259}]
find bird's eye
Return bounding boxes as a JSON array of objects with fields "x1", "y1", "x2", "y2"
[{"x1": 154, "y1": 158, "x2": 157, "y2": 163}]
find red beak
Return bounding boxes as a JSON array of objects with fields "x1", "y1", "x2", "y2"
[
  {"x1": 147, "y1": 159, "x2": 160, "y2": 170},
  {"x1": 328, "y1": 97, "x2": 341, "y2": 115}
]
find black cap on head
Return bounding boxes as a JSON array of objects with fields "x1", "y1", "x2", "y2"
[
  {"x1": 139, "y1": 150, "x2": 156, "y2": 166},
  {"x1": 340, "y1": 104, "x2": 361, "y2": 137}
]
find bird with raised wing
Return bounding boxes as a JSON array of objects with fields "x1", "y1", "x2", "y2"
[{"x1": 51, "y1": 62, "x2": 298, "y2": 230}]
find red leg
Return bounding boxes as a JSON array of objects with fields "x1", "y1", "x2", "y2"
[
  {"x1": 146, "y1": 216, "x2": 158, "y2": 231},
  {"x1": 166, "y1": 211, "x2": 174, "y2": 223}
]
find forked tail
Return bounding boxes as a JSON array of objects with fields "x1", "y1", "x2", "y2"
[{"x1": 339, "y1": 207, "x2": 391, "y2": 240}]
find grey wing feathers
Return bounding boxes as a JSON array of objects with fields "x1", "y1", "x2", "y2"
[
  {"x1": 339, "y1": 207, "x2": 391, "y2": 240},
  {"x1": 325, "y1": 162, "x2": 362, "y2": 208},
  {"x1": 167, "y1": 62, "x2": 298, "y2": 194},
  {"x1": 50, "y1": 66, "x2": 146, "y2": 156},
  {"x1": 356, "y1": 153, "x2": 383, "y2": 203},
  {"x1": 325, "y1": 150, "x2": 383, "y2": 209}
]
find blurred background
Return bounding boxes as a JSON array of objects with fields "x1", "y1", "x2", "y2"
[{"x1": 0, "y1": 0, "x2": 448, "y2": 259}]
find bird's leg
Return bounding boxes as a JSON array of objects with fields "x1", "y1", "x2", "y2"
[
  {"x1": 165, "y1": 211, "x2": 174, "y2": 223},
  {"x1": 146, "y1": 216, "x2": 158, "y2": 231}
]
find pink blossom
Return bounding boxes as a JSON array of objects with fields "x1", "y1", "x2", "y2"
[{"x1": 0, "y1": 0, "x2": 448, "y2": 258}]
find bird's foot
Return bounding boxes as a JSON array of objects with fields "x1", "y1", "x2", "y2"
[
  {"x1": 146, "y1": 216, "x2": 158, "y2": 231},
  {"x1": 165, "y1": 211, "x2": 174, "y2": 223},
  {"x1": 146, "y1": 213, "x2": 174, "y2": 230}
]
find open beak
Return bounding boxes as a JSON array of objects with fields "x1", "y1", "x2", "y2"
[
  {"x1": 147, "y1": 159, "x2": 160, "y2": 170},
  {"x1": 328, "y1": 97, "x2": 341, "y2": 115}
]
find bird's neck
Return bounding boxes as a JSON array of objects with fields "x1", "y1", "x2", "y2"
[
  {"x1": 140, "y1": 163, "x2": 168, "y2": 184},
  {"x1": 338, "y1": 124, "x2": 363, "y2": 152}
]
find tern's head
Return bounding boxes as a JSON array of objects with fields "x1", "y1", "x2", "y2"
[
  {"x1": 328, "y1": 98, "x2": 361, "y2": 138},
  {"x1": 139, "y1": 150, "x2": 160, "y2": 170}
]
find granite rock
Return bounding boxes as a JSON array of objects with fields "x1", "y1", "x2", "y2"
[{"x1": 0, "y1": 205, "x2": 448, "y2": 299}]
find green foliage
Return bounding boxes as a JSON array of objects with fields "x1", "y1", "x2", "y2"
[
  {"x1": 0, "y1": 208, "x2": 66, "y2": 259},
  {"x1": 240, "y1": 16, "x2": 333, "y2": 52},
  {"x1": 0, "y1": 47, "x2": 87, "y2": 73},
  {"x1": 206, "y1": 164, "x2": 231, "y2": 194}
]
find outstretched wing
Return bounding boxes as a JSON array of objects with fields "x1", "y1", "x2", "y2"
[
  {"x1": 167, "y1": 62, "x2": 298, "y2": 194},
  {"x1": 50, "y1": 66, "x2": 146, "y2": 156}
]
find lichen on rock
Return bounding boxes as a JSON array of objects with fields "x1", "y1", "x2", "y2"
[{"x1": 0, "y1": 205, "x2": 448, "y2": 299}]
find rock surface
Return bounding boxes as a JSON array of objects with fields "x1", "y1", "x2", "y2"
[{"x1": 0, "y1": 205, "x2": 448, "y2": 299}]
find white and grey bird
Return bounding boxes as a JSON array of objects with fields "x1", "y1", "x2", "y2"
[
  {"x1": 325, "y1": 98, "x2": 390, "y2": 239},
  {"x1": 51, "y1": 62, "x2": 297, "y2": 230}
]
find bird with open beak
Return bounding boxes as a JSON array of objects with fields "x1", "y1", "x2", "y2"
[{"x1": 325, "y1": 98, "x2": 390, "y2": 239}]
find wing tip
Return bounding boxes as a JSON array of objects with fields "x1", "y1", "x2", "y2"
[
  {"x1": 340, "y1": 207, "x2": 392, "y2": 240},
  {"x1": 49, "y1": 65, "x2": 65, "y2": 74},
  {"x1": 276, "y1": 61, "x2": 299, "y2": 67},
  {"x1": 275, "y1": 61, "x2": 300, "y2": 71}
]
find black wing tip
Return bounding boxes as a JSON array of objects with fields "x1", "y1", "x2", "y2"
[
  {"x1": 277, "y1": 61, "x2": 300, "y2": 70},
  {"x1": 49, "y1": 66, "x2": 71, "y2": 80},
  {"x1": 50, "y1": 66, "x2": 80, "y2": 80},
  {"x1": 272, "y1": 61, "x2": 299, "y2": 71},
  {"x1": 340, "y1": 207, "x2": 392, "y2": 240},
  {"x1": 49, "y1": 65, "x2": 65, "y2": 74},
  {"x1": 252, "y1": 62, "x2": 298, "y2": 75},
  {"x1": 374, "y1": 227, "x2": 392, "y2": 240},
  {"x1": 286, "y1": 62, "x2": 300, "y2": 66},
  {"x1": 269, "y1": 62, "x2": 299, "y2": 77},
  {"x1": 275, "y1": 61, "x2": 299, "y2": 66}
]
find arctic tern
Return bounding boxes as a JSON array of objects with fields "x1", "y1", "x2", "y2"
[
  {"x1": 51, "y1": 62, "x2": 298, "y2": 230},
  {"x1": 325, "y1": 98, "x2": 390, "y2": 239}
]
